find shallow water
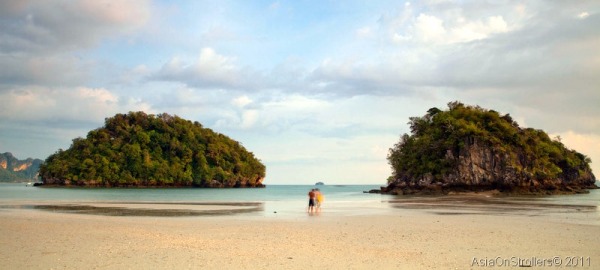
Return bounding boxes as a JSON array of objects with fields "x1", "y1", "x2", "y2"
[
  {"x1": 0, "y1": 183, "x2": 388, "y2": 217},
  {"x1": 387, "y1": 191, "x2": 600, "y2": 225},
  {"x1": 0, "y1": 183, "x2": 380, "y2": 202},
  {"x1": 1, "y1": 183, "x2": 599, "y2": 224}
]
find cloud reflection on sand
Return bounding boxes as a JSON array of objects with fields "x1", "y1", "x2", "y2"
[
  {"x1": 19, "y1": 202, "x2": 264, "y2": 217},
  {"x1": 387, "y1": 194, "x2": 598, "y2": 223}
]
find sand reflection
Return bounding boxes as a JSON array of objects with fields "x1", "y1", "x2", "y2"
[
  {"x1": 387, "y1": 195, "x2": 597, "y2": 217},
  {"x1": 24, "y1": 201, "x2": 264, "y2": 217}
]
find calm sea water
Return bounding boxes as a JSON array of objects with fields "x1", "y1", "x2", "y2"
[
  {"x1": 0, "y1": 183, "x2": 389, "y2": 217},
  {"x1": 0, "y1": 183, "x2": 382, "y2": 203},
  {"x1": 1, "y1": 183, "x2": 599, "y2": 223}
]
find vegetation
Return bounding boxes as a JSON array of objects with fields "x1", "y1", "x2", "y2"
[
  {"x1": 0, "y1": 153, "x2": 42, "y2": 182},
  {"x1": 39, "y1": 112, "x2": 266, "y2": 187},
  {"x1": 387, "y1": 101, "x2": 594, "y2": 186},
  {"x1": 0, "y1": 169, "x2": 32, "y2": 182}
]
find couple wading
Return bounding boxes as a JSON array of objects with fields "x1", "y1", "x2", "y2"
[{"x1": 307, "y1": 188, "x2": 323, "y2": 213}]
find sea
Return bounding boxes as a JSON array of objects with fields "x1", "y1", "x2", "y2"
[{"x1": 1, "y1": 183, "x2": 599, "y2": 224}]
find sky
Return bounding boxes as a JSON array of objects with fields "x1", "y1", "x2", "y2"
[{"x1": 0, "y1": 0, "x2": 599, "y2": 185}]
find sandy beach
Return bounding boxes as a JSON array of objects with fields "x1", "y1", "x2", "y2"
[{"x1": 1, "y1": 204, "x2": 598, "y2": 270}]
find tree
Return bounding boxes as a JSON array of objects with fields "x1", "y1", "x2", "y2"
[
  {"x1": 39, "y1": 112, "x2": 266, "y2": 187},
  {"x1": 387, "y1": 102, "x2": 595, "y2": 186}
]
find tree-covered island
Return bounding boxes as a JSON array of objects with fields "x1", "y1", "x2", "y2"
[
  {"x1": 381, "y1": 102, "x2": 597, "y2": 195},
  {"x1": 39, "y1": 112, "x2": 266, "y2": 187}
]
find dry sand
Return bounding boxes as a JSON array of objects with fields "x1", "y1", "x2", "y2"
[{"x1": 1, "y1": 207, "x2": 598, "y2": 269}]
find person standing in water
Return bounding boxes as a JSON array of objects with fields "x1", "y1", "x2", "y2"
[
  {"x1": 315, "y1": 188, "x2": 324, "y2": 212},
  {"x1": 308, "y1": 189, "x2": 316, "y2": 213}
]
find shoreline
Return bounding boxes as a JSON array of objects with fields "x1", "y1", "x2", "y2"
[
  {"x1": 1, "y1": 191, "x2": 598, "y2": 223},
  {"x1": 1, "y1": 202, "x2": 599, "y2": 269},
  {"x1": 369, "y1": 183, "x2": 600, "y2": 196},
  {"x1": 31, "y1": 183, "x2": 267, "y2": 188}
]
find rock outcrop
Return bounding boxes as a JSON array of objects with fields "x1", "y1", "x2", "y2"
[
  {"x1": 382, "y1": 102, "x2": 597, "y2": 195},
  {"x1": 0, "y1": 152, "x2": 43, "y2": 181},
  {"x1": 382, "y1": 138, "x2": 596, "y2": 195}
]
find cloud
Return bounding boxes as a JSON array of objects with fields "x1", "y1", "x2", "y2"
[
  {"x1": 0, "y1": 86, "x2": 150, "y2": 123},
  {"x1": 232, "y1": 95, "x2": 253, "y2": 108},
  {"x1": 0, "y1": 85, "x2": 152, "y2": 159},
  {"x1": 153, "y1": 48, "x2": 264, "y2": 90},
  {"x1": 0, "y1": 0, "x2": 152, "y2": 90},
  {"x1": 1, "y1": 0, "x2": 599, "y2": 184},
  {"x1": 211, "y1": 95, "x2": 259, "y2": 130},
  {"x1": 0, "y1": 54, "x2": 89, "y2": 88},
  {"x1": 245, "y1": 129, "x2": 399, "y2": 184},
  {"x1": 578, "y1": 12, "x2": 590, "y2": 19},
  {"x1": 414, "y1": 14, "x2": 446, "y2": 43},
  {"x1": 0, "y1": 0, "x2": 150, "y2": 54},
  {"x1": 410, "y1": 13, "x2": 510, "y2": 44},
  {"x1": 296, "y1": 2, "x2": 600, "y2": 134}
]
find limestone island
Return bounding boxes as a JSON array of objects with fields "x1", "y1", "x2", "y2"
[
  {"x1": 373, "y1": 101, "x2": 597, "y2": 195},
  {"x1": 39, "y1": 112, "x2": 266, "y2": 188}
]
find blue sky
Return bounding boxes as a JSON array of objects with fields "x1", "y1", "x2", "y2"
[{"x1": 1, "y1": 0, "x2": 599, "y2": 184}]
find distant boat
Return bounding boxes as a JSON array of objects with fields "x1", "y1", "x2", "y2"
[{"x1": 315, "y1": 182, "x2": 324, "y2": 185}]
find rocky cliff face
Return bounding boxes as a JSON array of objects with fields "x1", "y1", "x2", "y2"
[
  {"x1": 0, "y1": 152, "x2": 43, "y2": 181},
  {"x1": 382, "y1": 138, "x2": 597, "y2": 195}
]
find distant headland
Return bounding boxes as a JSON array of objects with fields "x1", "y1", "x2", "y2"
[
  {"x1": 39, "y1": 112, "x2": 266, "y2": 188},
  {"x1": 374, "y1": 101, "x2": 597, "y2": 195},
  {"x1": 0, "y1": 152, "x2": 42, "y2": 182}
]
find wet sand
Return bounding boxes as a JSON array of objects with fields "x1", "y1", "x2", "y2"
[
  {"x1": 28, "y1": 201, "x2": 264, "y2": 217},
  {"x1": 1, "y1": 202, "x2": 599, "y2": 269}
]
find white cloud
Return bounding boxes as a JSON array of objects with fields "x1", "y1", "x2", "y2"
[
  {"x1": 412, "y1": 13, "x2": 510, "y2": 44},
  {"x1": 250, "y1": 130, "x2": 399, "y2": 184},
  {"x1": 232, "y1": 95, "x2": 253, "y2": 108},
  {"x1": 0, "y1": 54, "x2": 90, "y2": 87},
  {"x1": 261, "y1": 94, "x2": 329, "y2": 124},
  {"x1": 578, "y1": 12, "x2": 590, "y2": 19},
  {"x1": 415, "y1": 13, "x2": 446, "y2": 43},
  {"x1": 0, "y1": 86, "x2": 149, "y2": 123},
  {"x1": 192, "y1": 48, "x2": 245, "y2": 86},
  {"x1": 0, "y1": 0, "x2": 152, "y2": 90},
  {"x1": 0, "y1": 0, "x2": 151, "y2": 53},
  {"x1": 0, "y1": 85, "x2": 152, "y2": 159},
  {"x1": 240, "y1": 110, "x2": 259, "y2": 129},
  {"x1": 211, "y1": 94, "x2": 436, "y2": 183},
  {"x1": 115, "y1": 65, "x2": 151, "y2": 85},
  {"x1": 450, "y1": 15, "x2": 509, "y2": 42},
  {"x1": 1, "y1": 0, "x2": 599, "y2": 185},
  {"x1": 154, "y1": 48, "x2": 263, "y2": 90}
]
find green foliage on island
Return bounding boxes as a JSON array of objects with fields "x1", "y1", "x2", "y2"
[
  {"x1": 39, "y1": 112, "x2": 266, "y2": 187},
  {"x1": 0, "y1": 169, "x2": 32, "y2": 182},
  {"x1": 387, "y1": 102, "x2": 595, "y2": 188}
]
